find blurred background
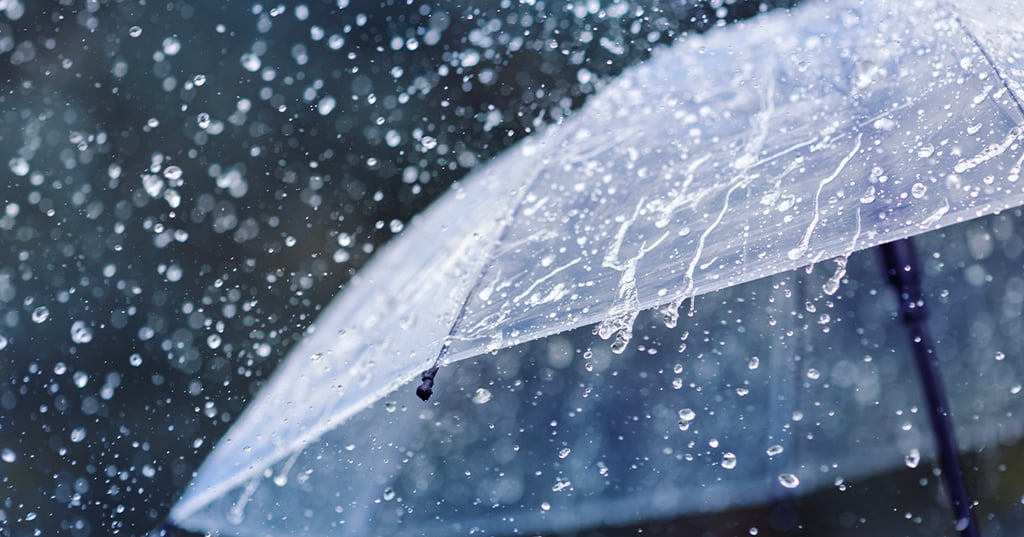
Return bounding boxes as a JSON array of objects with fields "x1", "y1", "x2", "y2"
[{"x1": 0, "y1": 1, "x2": 801, "y2": 535}]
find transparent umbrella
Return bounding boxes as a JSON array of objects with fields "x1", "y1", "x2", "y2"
[{"x1": 168, "y1": 0, "x2": 1024, "y2": 535}]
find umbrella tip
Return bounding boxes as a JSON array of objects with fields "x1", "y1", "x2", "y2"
[{"x1": 416, "y1": 365, "x2": 440, "y2": 401}]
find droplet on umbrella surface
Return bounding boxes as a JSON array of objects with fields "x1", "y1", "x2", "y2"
[
  {"x1": 128, "y1": 25, "x2": 142, "y2": 37},
  {"x1": 905, "y1": 448, "x2": 921, "y2": 468},
  {"x1": 748, "y1": 356, "x2": 760, "y2": 370},
  {"x1": 806, "y1": 368, "x2": 820, "y2": 380},
  {"x1": 129, "y1": 353, "x2": 143, "y2": 367},
  {"x1": 472, "y1": 388, "x2": 492, "y2": 405},
  {"x1": 192, "y1": 74, "x2": 206, "y2": 86},
  {"x1": 911, "y1": 182, "x2": 927, "y2": 198},
  {"x1": 382, "y1": 487, "x2": 396, "y2": 501},
  {"x1": 31, "y1": 306, "x2": 49, "y2": 323},
  {"x1": 197, "y1": 113, "x2": 211, "y2": 129},
  {"x1": 778, "y1": 473, "x2": 800, "y2": 489},
  {"x1": 917, "y1": 144, "x2": 935, "y2": 158},
  {"x1": 540, "y1": 502, "x2": 551, "y2": 512},
  {"x1": 207, "y1": 334, "x2": 222, "y2": 349},
  {"x1": 558, "y1": 448, "x2": 571, "y2": 459},
  {"x1": 70, "y1": 321, "x2": 93, "y2": 344},
  {"x1": 766, "y1": 445, "x2": 785, "y2": 457},
  {"x1": 721, "y1": 452, "x2": 737, "y2": 469}
]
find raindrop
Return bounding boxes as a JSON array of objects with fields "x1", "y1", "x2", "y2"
[
  {"x1": 197, "y1": 113, "x2": 211, "y2": 129},
  {"x1": 905, "y1": 448, "x2": 921, "y2": 468},
  {"x1": 382, "y1": 487, "x2": 396, "y2": 501},
  {"x1": 471, "y1": 388, "x2": 492, "y2": 405},
  {"x1": 70, "y1": 321, "x2": 93, "y2": 344},
  {"x1": 558, "y1": 448, "x2": 571, "y2": 459},
  {"x1": 31, "y1": 306, "x2": 49, "y2": 323},
  {"x1": 163, "y1": 165, "x2": 183, "y2": 181},
  {"x1": 8, "y1": 157, "x2": 29, "y2": 176},
  {"x1": 678, "y1": 408, "x2": 696, "y2": 422},
  {"x1": 778, "y1": 473, "x2": 800, "y2": 489},
  {"x1": 766, "y1": 444, "x2": 785, "y2": 457},
  {"x1": 240, "y1": 52, "x2": 261, "y2": 72},
  {"x1": 317, "y1": 96, "x2": 336, "y2": 116},
  {"x1": 822, "y1": 255, "x2": 848, "y2": 295},
  {"x1": 383, "y1": 401, "x2": 397, "y2": 413},
  {"x1": 192, "y1": 74, "x2": 207, "y2": 86},
  {"x1": 129, "y1": 25, "x2": 142, "y2": 38},
  {"x1": 1, "y1": 448, "x2": 16, "y2": 463},
  {"x1": 0, "y1": 335, "x2": 7, "y2": 350},
  {"x1": 748, "y1": 356, "x2": 760, "y2": 370},
  {"x1": 672, "y1": 378, "x2": 683, "y2": 390},
  {"x1": 917, "y1": 144, "x2": 935, "y2": 158},
  {"x1": 540, "y1": 502, "x2": 551, "y2": 511},
  {"x1": 421, "y1": 136, "x2": 438, "y2": 150},
  {"x1": 70, "y1": 427, "x2": 86, "y2": 443},
  {"x1": 911, "y1": 182, "x2": 927, "y2": 199},
  {"x1": 129, "y1": 353, "x2": 143, "y2": 367},
  {"x1": 806, "y1": 368, "x2": 820, "y2": 380},
  {"x1": 721, "y1": 452, "x2": 737, "y2": 469},
  {"x1": 552, "y1": 478, "x2": 572, "y2": 492},
  {"x1": 673, "y1": 363, "x2": 683, "y2": 374},
  {"x1": 207, "y1": 334, "x2": 222, "y2": 350}
]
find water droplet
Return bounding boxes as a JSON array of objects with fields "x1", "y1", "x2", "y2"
[
  {"x1": 995, "y1": 351, "x2": 1006, "y2": 361},
  {"x1": 766, "y1": 444, "x2": 785, "y2": 457},
  {"x1": 31, "y1": 306, "x2": 50, "y2": 323},
  {"x1": 0, "y1": 335, "x2": 7, "y2": 351},
  {"x1": 197, "y1": 113, "x2": 211, "y2": 129},
  {"x1": 905, "y1": 448, "x2": 921, "y2": 468},
  {"x1": 672, "y1": 377, "x2": 683, "y2": 390},
  {"x1": 384, "y1": 401, "x2": 397, "y2": 413},
  {"x1": 721, "y1": 452, "x2": 737, "y2": 470},
  {"x1": 472, "y1": 388, "x2": 492, "y2": 405},
  {"x1": 70, "y1": 320, "x2": 93, "y2": 344},
  {"x1": 421, "y1": 136, "x2": 438, "y2": 150},
  {"x1": 917, "y1": 144, "x2": 935, "y2": 158},
  {"x1": 240, "y1": 52, "x2": 261, "y2": 72},
  {"x1": 1, "y1": 448, "x2": 16, "y2": 463},
  {"x1": 748, "y1": 357, "x2": 760, "y2": 370},
  {"x1": 735, "y1": 387, "x2": 749, "y2": 396},
  {"x1": 382, "y1": 487, "x2": 396, "y2": 501},
  {"x1": 192, "y1": 74, "x2": 207, "y2": 86},
  {"x1": 806, "y1": 368, "x2": 820, "y2": 380},
  {"x1": 163, "y1": 165, "x2": 183, "y2": 181},
  {"x1": 8, "y1": 157, "x2": 29, "y2": 177},
  {"x1": 558, "y1": 447, "x2": 571, "y2": 459},
  {"x1": 207, "y1": 334, "x2": 222, "y2": 350},
  {"x1": 552, "y1": 478, "x2": 572, "y2": 492},
  {"x1": 678, "y1": 408, "x2": 696, "y2": 422},
  {"x1": 317, "y1": 95, "x2": 336, "y2": 116},
  {"x1": 70, "y1": 427, "x2": 86, "y2": 443},
  {"x1": 540, "y1": 502, "x2": 551, "y2": 511},
  {"x1": 673, "y1": 363, "x2": 683, "y2": 374},
  {"x1": 911, "y1": 182, "x2": 927, "y2": 199},
  {"x1": 129, "y1": 353, "x2": 143, "y2": 367},
  {"x1": 778, "y1": 473, "x2": 800, "y2": 489},
  {"x1": 273, "y1": 474, "x2": 288, "y2": 487},
  {"x1": 129, "y1": 26, "x2": 142, "y2": 38}
]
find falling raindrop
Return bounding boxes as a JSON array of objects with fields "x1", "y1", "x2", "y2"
[
  {"x1": 905, "y1": 448, "x2": 921, "y2": 468},
  {"x1": 471, "y1": 388, "x2": 492, "y2": 405},
  {"x1": 70, "y1": 321, "x2": 93, "y2": 343},
  {"x1": 31, "y1": 306, "x2": 50, "y2": 323},
  {"x1": 778, "y1": 473, "x2": 800, "y2": 489}
]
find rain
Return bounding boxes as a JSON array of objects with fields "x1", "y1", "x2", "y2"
[{"x1": 2, "y1": 1, "x2": 1024, "y2": 537}]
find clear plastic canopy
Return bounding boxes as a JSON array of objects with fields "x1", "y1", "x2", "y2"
[{"x1": 171, "y1": 0, "x2": 1024, "y2": 534}]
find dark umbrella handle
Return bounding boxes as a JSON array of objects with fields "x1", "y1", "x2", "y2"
[{"x1": 880, "y1": 238, "x2": 979, "y2": 537}]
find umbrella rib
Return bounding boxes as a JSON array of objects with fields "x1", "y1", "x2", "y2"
[
  {"x1": 948, "y1": 9, "x2": 1024, "y2": 119},
  {"x1": 416, "y1": 152, "x2": 554, "y2": 400}
]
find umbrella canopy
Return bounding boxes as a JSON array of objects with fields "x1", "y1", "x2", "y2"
[{"x1": 170, "y1": 0, "x2": 1024, "y2": 534}]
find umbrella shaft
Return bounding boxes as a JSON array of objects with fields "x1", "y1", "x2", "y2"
[{"x1": 880, "y1": 239, "x2": 978, "y2": 537}]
